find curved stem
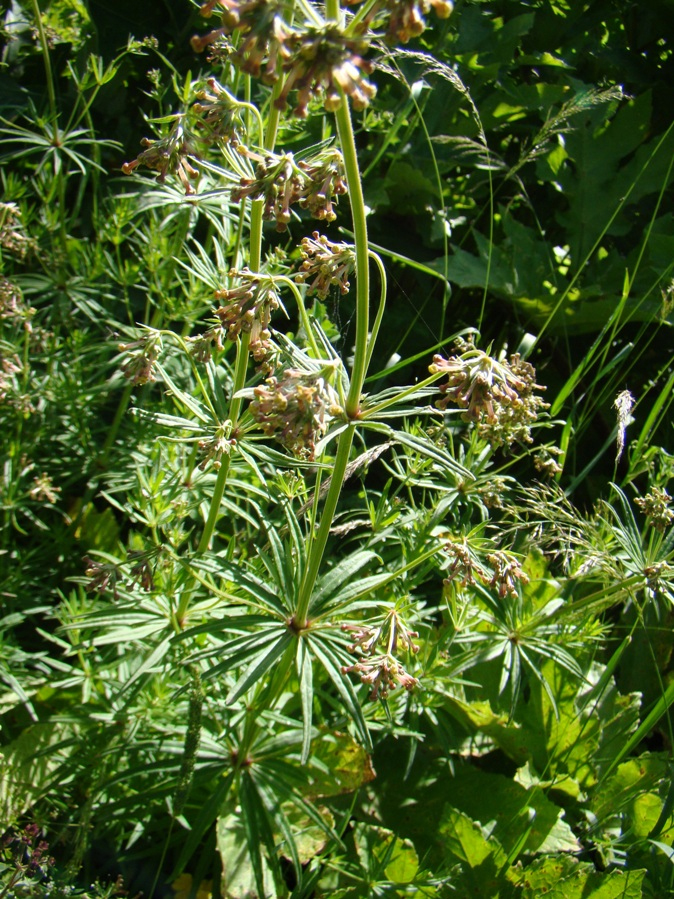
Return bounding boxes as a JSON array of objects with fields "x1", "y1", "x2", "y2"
[
  {"x1": 365, "y1": 251, "x2": 387, "y2": 373},
  {"x1": 276, "y1": 276, "x2": 321, "y2": 357}
]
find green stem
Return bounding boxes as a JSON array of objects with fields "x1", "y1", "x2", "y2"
[
  {"x1": 334, "y1": 98, "x2": 370, "y2": 417},
  {"x1": 292, "y1": 0, "x2": 375, "y2": 627},
  {"x1": 365, "y1": 251, "x2": 387, "y2": 372},
  {"x1": 196, "y1": 332, "x2": 250, "y2": 555},
  {"x1": 31, "y1": 0, "x2": 57, "y2": 125},
  {"x1": 277, "y1": 276, "x2": 320, "y2": 357},
  {"x1": 195, "y1": 79, "x2": 283, "y2": 555},
  {"x1": 294, "y1": 424, "x2": 356, "y2": 627}
]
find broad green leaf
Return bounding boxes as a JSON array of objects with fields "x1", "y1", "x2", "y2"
[
  {"x1": 442, "y1": 696, "x2": 531, "y2": 766},
  {"x1": 513, "y1": 856, "x2": 646, "y2": 898},
  {"x1": 593, "y1": 755, "x2": 673, "y2": 839},
  {"x1": 217, "y1": 809, "x2": 276, "y2": 899},
  {"x1": 442, "y1": 765, "x2": 580, "y2": 857},
  {"x1": 353, "y1": 823, "x2": 419, "y2": 884},
  {"x1": 306, "y1": 730, "x2": 376, "y2": 798}
]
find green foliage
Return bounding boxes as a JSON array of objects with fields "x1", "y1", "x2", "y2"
[{"x1": 1, "y1": 0, "x2": 674, "y2": 896}]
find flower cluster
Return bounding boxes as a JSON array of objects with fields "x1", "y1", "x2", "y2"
[
  {"x1": 28, "y1": 473, "x2": 61, "y2": 504},
  {"x1": 191, "y1": 78, "x2": 244, "y2": 146},
  {"x1": 119, "y1": 331, "x2": 162, "y2": 386},
  {"x1": 635, "y1": 487, "x2": 674, "y2": 532},
  {"x1": 83, "y1": 555, "x2": 123, "y2": 598},
  {"x1": 533, "y1": 446, "x2": 564, "y2": 477},
  {"x1": 198, "y1": 422, "x2": 238, "y2": 470},
  {"x1": 340, "y1": 609, "x2": 419, "y2": 700},
  {"x1": 1, "y1": 824, "x2": 55, "y2": 884},
  {"x1": 192, "y1": 0, "x2": 291, "y2": 85},
  {"x1": 0, "y1": 202, "x2": 36, "y2": 259},
  {"x1": 275, "y1": 25, "x2": 375, "y2": 116},
  {"x1": 250, "y1": 366, "x2": 343, "y2": 459},
  {"x1": 344, "y1": 0, "x2": 452, "y2": 42},
  {"x1": 214, "y1": 268, "x2": 281, "y2": 366},
  {"x1": 296, "y1": 232, "x2": 356, "y2": 297},
  {"x1": 0, "y1": 277, "x2": 35, "y2": 325},
  {"x1": 430, "y1": 338, "x2": 549, "y2": 448},
  {"x1": 128, "y1": 550, "x2": 157, "y2": 592},
  {"x1": 192, "y1": 3, "x2": 376, "y2": 115},
  {"x1": 443, "y1": 540, "x2": 529, "y2": 599},
  {"x1": 386, "y1": 0, "x2": 453, "y2": 42},
  {"x1": 0, "y1": 352, "x2": 35, "y2": 414},
  {"x1": 232, "y1": 147, "x2": 347, "y2": 230},
  {"x1": 340, "y1": 654, "x2": 418, "y2": 701},
  {"x1": 122, "y1": 120, "x2": 200, "y2": 194},
  {"x1": 188, "y1": 325, "x2": 226, "y2": 364}
]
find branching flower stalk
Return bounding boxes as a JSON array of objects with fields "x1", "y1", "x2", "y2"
[
  {"x1": 292, "y1": 0, "x2": 376, "y2": 630},
  {"x1": 196, "y1": 96, "x2": 283, "y2": 556}
]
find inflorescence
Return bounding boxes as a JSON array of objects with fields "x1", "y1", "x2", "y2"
[{"x1": 430, "y1": 337, "x2": 549, "y2": 448}]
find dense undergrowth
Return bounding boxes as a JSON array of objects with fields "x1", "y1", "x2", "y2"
[{"x1": 1, "y1": 0, "x2": 674, "y2": 896}]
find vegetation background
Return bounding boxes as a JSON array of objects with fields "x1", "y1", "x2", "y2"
[{"x1": 1, "y1": 0, "x2": 674, "y2": 896}]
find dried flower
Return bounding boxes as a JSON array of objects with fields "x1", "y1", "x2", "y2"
[
  {"x1": 443, "y1": 539, "x2": 486, "y2": 587},
  {"x1": 0, "y1": 202, "x2": 36, "y2": 259},
  {"x1": 0, "y1": 353, "x2": 23, "y2": 403},
  {"x1": 476, "y1": 476, "x2": 511, "y2": 509},
  {"x1": 122, "y1": 120, "x2": 200, "y2": 194},
  {"x1": 345, "y1": 0, "x2": 453, "y2": 43},
  {"x1": 0, "y1": 277, "x2": 35, "y2": 324},
  {"x1": 275, "y1": 25, "x2": 376, "y2": 116},
  {"x1": 383, "y1": 0, "x2": 453, "y2": 42},
  {"x1": 444, "y1": 541, "x2": 528, "y2": 599},
  {"x1": 635, "y1": 487, "x2": 674, "y2": 532},
  {"x1": 128, "y1": 551, "x2": 157, "y2": 592},
  {"x1": 297, "y1": 148, "x2": 349, "y2": 222},
  {"x1": 533, "y1": 446, "x2": 564, "y2": 477},
  {"x1": 83, "y1": 555, "x2": 122, "y2": 598},
  {"x1": 430, "y1": 338, "x2": 549, "y2": 448},
  {"x1": 296, "y1": 232, "x2": 356, "y2": 298},
  {"x1": 251, "y1": 366, "x2": 343, "y2": 459},
  {"x1": 233, "y1": 149, "x2": 305, "y2": 230},
  {"x1": 486, "y1": 551, "x2": 529, "y2": 599},
  {"x1": 188, "y1": 326, "x2": 226, "y2": 364}
]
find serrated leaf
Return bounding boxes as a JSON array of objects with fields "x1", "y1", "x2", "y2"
[{"x1": 514, "y1": 856, "x2": 646, "y2": 898}]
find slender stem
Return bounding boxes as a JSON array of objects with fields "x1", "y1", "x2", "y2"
[
  {"x1": 277, "y1": 276, "x2": 321, "y2": 357},
  {"x1": 30, "y1": 0, "x2": 57, "y2": 126},
  {"x1": 196, "y1": 332, "x2": 250, "y2": 554},
  {"x1": 365, "y1": 251, "x2": 387, "y2": 372},
  {"x1": 293, "y1": 0, "x2": 376, "y2": 627},
  {"x1": 195, "y1": 79, "x2": 283, "y2": 553},
  {"x1": 334, "y1": 98, "x2": 370, "y2": 417},
  {"x1": 294, "y1": 424, "x2": 356, "y2": 626}
]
